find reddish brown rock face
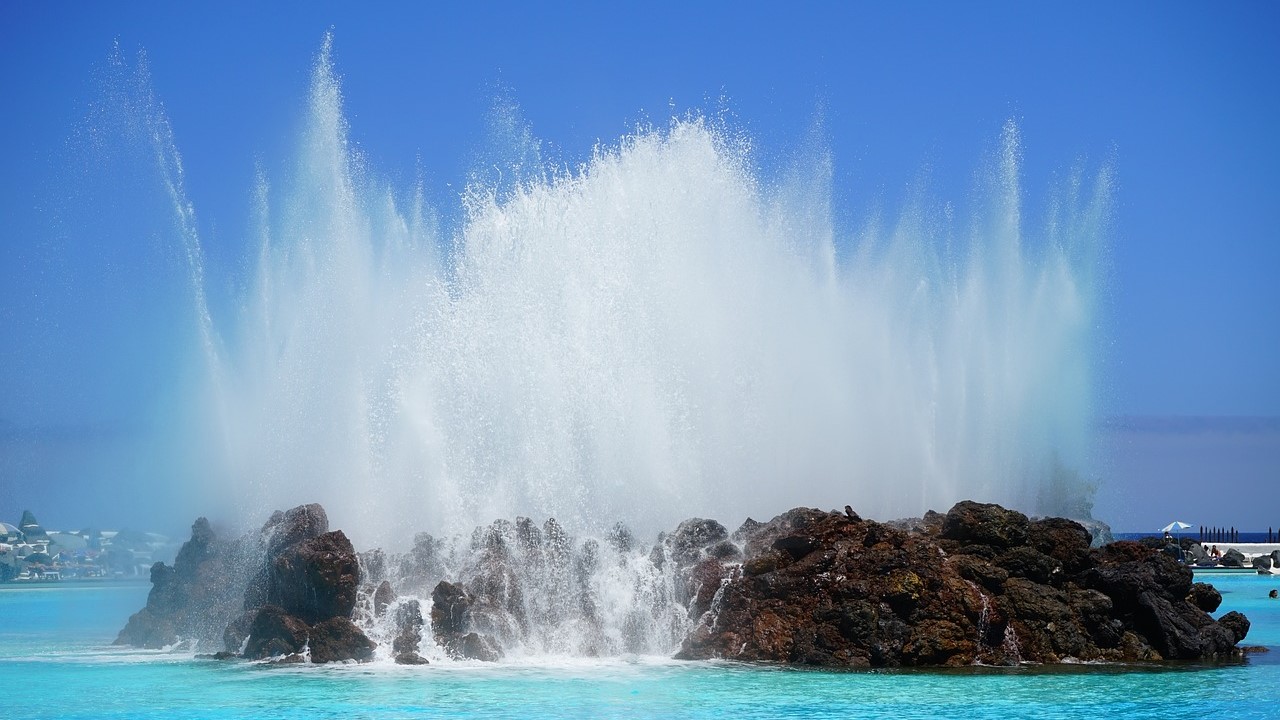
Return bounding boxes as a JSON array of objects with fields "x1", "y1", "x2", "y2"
[
  {"x1": 268, "y1": 530, "x2": 360, "y2": 624},
  {"x1": 116, "y1": 504, "x2": 375, "y2": 664},
  {"x1": 675, "y1": 501, "x2": 1250, "y2": 667}
]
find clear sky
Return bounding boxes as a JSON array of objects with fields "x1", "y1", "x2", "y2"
[{"x1": 1, "y1": 1, "x2": 1277, "y2": 534}]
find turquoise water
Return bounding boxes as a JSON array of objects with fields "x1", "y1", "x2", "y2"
[{"x1": 3, "y1": 576, "x2": 1278, "y2": 719}]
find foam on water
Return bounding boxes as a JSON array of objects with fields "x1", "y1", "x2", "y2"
[
  {"x1": 126, "y1": 36, "x2": 1111, "y2": 549},
  {"x1": 4, "y1": 577, "x2": 1279, "y2": 719}
]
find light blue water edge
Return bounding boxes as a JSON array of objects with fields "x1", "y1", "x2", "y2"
[{"x1": 2, "y1": 574, "x2": 1278, "y2": 720}]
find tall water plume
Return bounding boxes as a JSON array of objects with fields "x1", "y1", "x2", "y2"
[{"x1": 168, "y1": 39, "x2": 1112, "y2": 548}]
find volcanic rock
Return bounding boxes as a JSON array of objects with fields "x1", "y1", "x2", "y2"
[
  {"x1": 117, "y1": 503, "x2": 380, "y2": 665},
  {"x1": 1185, "y1": 542, "x2": 1209, "y2": 563},
  {"x1": 263, "y1": 504, "x2": 329, "y2": 557},
  {"x1": 1221, "y1": 548, "x2": 1246, "y2": 568},
  {"x1": 1188, "y1": 582, "x2": 1222, "y2": 613},
  {"x1": 675, "y1": 501, "x2": 1250, "y2": 666},
  {"x1": 941, "y1": 501, "x2": 1029, "y2": 549},
  {"x1": 242, "y1": 604, "x2": 309, "y2": 659},
  {"x1": 392, "y1": 599, "x2": 428, "y2": 665},
  {"x1": 373, "y1": 580, "x2": 396, "y2": 618},
  {"x1": 114, "y1": 518, "x2": 247, "y2": 649},
  {"x1": 665, "y1": 518, "x2": 730, "y2": 566},
  {"x1": 430, "y1": 580, "x2": 502, "y2": 661},
  {"x1": 308, "y1": 617, "x2": 376, "y2": 664},
  {"x1": 268, "y1": 530, "x2": 360, "y2": 624}
]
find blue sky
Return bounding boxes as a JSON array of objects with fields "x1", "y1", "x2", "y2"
[{"x1": 1, "y1": 1, "x2": 1277, "y2": 532}]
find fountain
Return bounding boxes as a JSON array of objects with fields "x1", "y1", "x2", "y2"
[{"x1": 87, "y1": 35, "x2": 1110, "y2": 553}]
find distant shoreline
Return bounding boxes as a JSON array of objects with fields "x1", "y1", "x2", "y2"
[{"x1": 0, "y1": 577, "x2": 149, "y2": 589}]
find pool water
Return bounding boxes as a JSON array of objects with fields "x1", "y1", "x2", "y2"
[{"x1": 3, "y1": 575, "x2": 1278, "y2": 719}]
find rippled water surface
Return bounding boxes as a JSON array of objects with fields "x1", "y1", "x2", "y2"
[{"x1": 3, "y1": 575, "x2": 1277, "y2": 719}]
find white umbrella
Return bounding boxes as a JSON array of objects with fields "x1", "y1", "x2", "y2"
[{"x1": 1161, "y1": 521, "x2": 1192, "y2": 534}]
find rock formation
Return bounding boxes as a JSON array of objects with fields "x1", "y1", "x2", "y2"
[
  {"x1": 115, "y1": 517, "x2": 250, "y2": 649},
  {"x1": 429, "y1": 580, "x2": 502, "y2": 661},
  {"x1": 119, "y1": 499, "x2": 1250, "y2": 669},
  {"x1": 675, "y1": 501, "x2": 1249, "y2": 666},
  {"x1": 1221, "y1": 547, "x2": 1247, "y2": 568},
  {"x1": 118, "y1": 504, "x2": 374, "y2": 663}
]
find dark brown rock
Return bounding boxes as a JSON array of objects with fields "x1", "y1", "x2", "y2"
[
  {"x1": 242, "y1": 605, "x2": 309, "y2": 660},
  {"x1": 269, "y1": 530, "x2": 359, "y2": 624},
  {"x1": 941, "y1": 501, "x2": 1029, "y2": 549},
  {"x1": 431, "y1": 580, "x2": 472, "y2": 636},
  {"x1": 308, "y1": 617, "x2": 375, "y2": 664},
  {"x1": 373, "y1": 580, "x2": 396, "y2": 618},
  {"x1": 1188, "y1": 582, "x2": 1222, "y2": 613},
  {"x1": 429, "y1": 580, "x2": 502, "y2": 661},
  {"x1": 675, "y1": 500, "x2": 1250, "y2": 667},
  {"x1": 393, "y1": 599, "x2": 424, "y2": 655},
  {"x1": 1026, "y1": 517, "x2": 1092, "y2": 574},
  {"x1": 666, "y1": 518, "x2": 730, "y2": 565},
  {"x1": 460, "y1": 632, "x2": 503, "y2": 661},
  {"x1": 263, "y1": 504, "x2": 329, "y2": 557}
]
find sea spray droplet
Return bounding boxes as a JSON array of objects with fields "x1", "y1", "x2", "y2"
[{"x1": 130, "y1": 40, "x2": 1109, "y2": 546}]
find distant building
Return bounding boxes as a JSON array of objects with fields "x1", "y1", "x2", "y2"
[{"x1": 19, "y1": 510, "x2": 49, "y2": 543}]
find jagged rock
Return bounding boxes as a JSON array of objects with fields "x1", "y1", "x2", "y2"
[
  {"x1": 393, "y1": 599, "x2": 424, "y2": 656},
  {"x1": 223, "y1": 609, "x2": 255, "y2": 653},
  {"x1": 666, "y1": 518, "x2": 729, "y2": 565},
  {"x1": 242, "y1": 605, "x2": 373, "y2": 664},
  {"x1": 1217, "y1": 610, "x2": 1251, "y2": 644},
  {"x1": 1252, "y1": 555, "x2": 1272, "y2": 572},
  {"x1": 430, "y1": 580, "x2": 502, "y2": 661},
  {"x1": 707, "y1": 540, "x2": 742, "y2": 562},
  {"x1": 941, "y1": 501, "x2": 1029, "y2": 549},
  {"x1": 675, "y1": 501, "x2": 1250, "y2": 667},
  {"x1": 431, "y1": 580, "x2": 472, "y2": 636},
  {"x1": 731, "y1": 518, "x2": 762, "y2": 543},
  {"x1": 951, "y1": 554, "x2": 1009, "y2": 593},
  {"x1": 269, "y1": 530, "x2": 359, "y2": 624},
  {"x1": 373, "y1": 580, "x2": 396, "y2": 618},
  {"x1": 118, "y1": 503, "x2": 386, "y2": 667},
  {"x1": 1188, "y1": 582, "x2": 1222, "y2": 613},
  {"x1": 359, "y1": 549, "x2": 387, "y2": 583},
  {"x1": 687, "y1": 558, "x2": 727, "y2": 618},
  {"x1": 242, "y1": 605, "x2": 309, "y2": 659},
  {"x1": 114, "y1": 518, "x2": 245, "y2": 649},
  {"x1": 460, "y1": 632, "x2": 503, "y2": 661},
  {"x1": 308, "y1": 617, "x2": 376, "y2": 664},
  {"x1": 263, "y1": 504, "x2": 329, "y2": 557},
  {"x1": 1221, "y1": 548, "x2": 1246, "y2": 568},
  {"x1": 773, "y1": 534, "x2": 818, "y2": 561},
  {"x1": 998, "y1": 546, "x2": 1062, "y2": 585},
  {"x1": 884, "y1": 510, "x2": 946, "y2": 535},
  {"x1": 1026, "y1": 518, "x2": 1092, "y2": 575}
]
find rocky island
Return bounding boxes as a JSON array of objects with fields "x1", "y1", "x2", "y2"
[{"x1": 116, "y1": 500, "x2": 1249, "y2": 666}]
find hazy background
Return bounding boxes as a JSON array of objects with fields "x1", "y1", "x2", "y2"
[{"x1": 1, "y1": 1, "x2": 1276, "y2": 537}]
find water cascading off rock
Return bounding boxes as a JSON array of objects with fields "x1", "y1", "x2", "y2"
[{"x1": 150, "y1": 36, "x2": 1113, "y2": 548}]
